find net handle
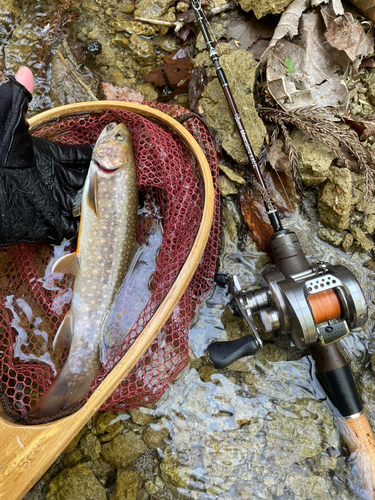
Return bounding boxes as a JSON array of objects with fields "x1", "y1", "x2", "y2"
[{"x1": 0, "y1": 102, "x2": 215, "y2": 500}]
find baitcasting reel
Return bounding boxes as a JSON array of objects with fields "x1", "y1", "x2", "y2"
[{"x1": 209, "y1": 229, "x2": 368, "y2": 369}]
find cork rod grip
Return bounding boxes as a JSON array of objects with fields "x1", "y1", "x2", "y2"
[{"x1": 343, "y1": 413, "x2": 375, "y2": 499}]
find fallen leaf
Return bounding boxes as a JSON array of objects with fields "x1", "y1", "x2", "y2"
[
  {"x1": 264, "y1": 138, "x2": 299, "y2": 213},
  {"x1": 344, "y1": 115, "x2": 375, "y2": 140},
  {"x1": 226, "y1": 12, "x2": 276, "y2": 56},
  {"x1": 267, "y1": 38, "x2": 349, "y2": 116},
  {"x1": 321, "y1": 4, "x2": 374, "y2": 66},
  {"x1": 102, "y1": 82, "x2": 144, "y2": 102},
  {"x1": 260, "y1": 0, "x2": 310, "y2": 64},
  {"x1": 239, "y1": 193, "x2": 274, "y2": 254},
  {"x1": 311, "y1": 0, "x2": 344, "y2": 15},
  {"x1": 140, "y1": 46, "x2": 193, "y2": 91}
]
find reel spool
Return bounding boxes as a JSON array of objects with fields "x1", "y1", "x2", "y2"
[{"x1": 208, "y1": 229, "x2": 368, "y2": 369}]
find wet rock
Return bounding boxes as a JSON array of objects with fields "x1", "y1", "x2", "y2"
[
  {"x1": 61, "y1": 449, "x2": 83, "y2": 469},
  {"x1": 129, "y1": 408, "x2": 153, "y2": 426},
  {"x1": 49, "y1": 42, "x2": 99, "y2": 106},
  {"x1": 318, "y1": 167, "x2": 352, "y2": 232},
  {"x1": 290, "y1": 129, "x2": 337, "y2": 186},
  {"x1": 86, "y1": 457, "x2": 114, "y2": 478},
  {"x1": 92, "y1": 411, "x2": 122, "y2": 441},
  {"x1": 220, "y1": 175, "x2": 238, "y2": 195},
  {"x1": 134, "y1": 0, "x2": 175, "y2": 20},
  {"x1": 219, "y1": 164, "x2": 246, "y2": 185},
  {"x1": 362, "y1": 214, "x2": 375, "y2": 234},
  {"x1": 64, "y1": 427, "x2": 87, "y2": 454},
  {"x1": 156, "y1": 36, "x2": 179, "y2": 53},
  {"x1": 356, "y1": 198, "x2": 375, "y2": 214},
  {"x1": 114, "y1": 467, "x2": 139, "y2": 500},
  {"x1": 136, "y1": 82, "x2": 158, "y2": 101},
  {"x1": 350, "y1": 225, "x2": 374, "y2": 252},
  {"x1": 101, "y1": 432, "x2": 147, "y2": 468},
  {"x1": 143, "y1": 426, "x2": 170, "y2": 449},
  {"x1": 199, "y1": 49, "x2": 266, "y2": 165},
  {"x1": 46, "y1": 463, "x2": 106, "y2": 500},
  {"x1": 81, "y1": 0, "x2": 101, "y2": 13},
  {"x1": 342, "y1": 232, "x2": 354, "y2": 252},
  {"x1": 176, "y1": 1, "x2": 189, "y2": 12},
  {"x1": 160, "y1": 445, "x2": 188, "y2": 490},
  {"x1": 129, "y1": 35, "x2": 156, "y2": 65},
  {"x1": 198, "y1": 364, "x2": 218, "y2": 382},
  {"x1": 317, "y1": 228, "x2": 344, "y2": 248},
  {"x1": 238, "y1": 0, "x2": 294, "y2": 18},
  {"x1": 144, "y1": 480, "x2": 158, "y2": 495},
  {"x1": 110, "y1": 20, "x2": 156, "y2": 37},
  {"x1": 80, "y1": 433, "x2": 101, "y2": 461},
  {"x1": 221, "y1": 198, "x2": 239, "y2": 256}
]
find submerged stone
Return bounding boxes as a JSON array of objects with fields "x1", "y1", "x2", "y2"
[
  {"x1": 46, "y1": 463, "x2": 106, "y2": 500},
  {"x1": 143, "y1": 426, "x2": 169, "y2": 449},
  {"x1": 80, "y1": 433, "x2": 101, "y2": 462},
  {"x1": 114, "y1": 467, "x2": 139, "y2": 500},
  {"x1": 317, "y1": 228, "x2": 344, "y2": 248},
  {"x1": 101, "y1": 432, "x2": 147, "y2": 468},
  {"x1": 350, "y1": 225, "x2": 374, "y2": 252}
]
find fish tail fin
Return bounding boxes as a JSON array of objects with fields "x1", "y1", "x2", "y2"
[{"x1": 29, "y1": 362, "x2": 99, "y2": 418}]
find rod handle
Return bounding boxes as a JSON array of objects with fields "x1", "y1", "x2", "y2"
[{"x1": 341, "y1": 413, "x2": 375, "y2": 499}]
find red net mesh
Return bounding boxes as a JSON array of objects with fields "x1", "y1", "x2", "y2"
[{"x1": 0, "y1": 103, "x2": 220, "y2": 420}]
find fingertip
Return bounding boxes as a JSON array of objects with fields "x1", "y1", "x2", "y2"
[{"x1": 15, "y1": 66, "x2": 34, "y2": 94}]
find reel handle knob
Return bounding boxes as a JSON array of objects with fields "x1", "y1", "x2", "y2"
[{"x1": 207, "y1": 335, "x2": 260, "y2": 369}]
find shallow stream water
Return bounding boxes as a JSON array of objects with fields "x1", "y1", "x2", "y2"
[{"x1": 2, "y1": 1, "x2": 375, "y2": 499}]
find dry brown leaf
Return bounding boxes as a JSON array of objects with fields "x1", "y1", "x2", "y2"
[
  {"x1": 344, "y1": 115, "x2": 375, "y2": 140},
  {"x1": 311, "y1": 0, "x2": 344, "y2": 15},
  {"x1": 102, "y1": 82, "x2": 144, "y2": 102},
  {"x1": 140, "y1": 46, "x2": 193, "y2": 91},
  {"x1": 267, "y1": 39, "x2": 349, "y2": 117},
  {"x1": 260, "y1": 0, "x2": 311, "y2": 64},
  {"x1": 239, "y1": 193, "x2": 274, "y2": 254},
  {"x1": 321, "y1": 4, "x2": 374, "y2": 66},
  {"x1": 263, "y1": 138, "x2": 299, "y2": 214},
  {"x1": 226, "y1": 13, "x2": 276, "y2": 59}
]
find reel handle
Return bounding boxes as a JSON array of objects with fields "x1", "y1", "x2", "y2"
[{"x1": 207, "y1": 335, "x2": 260, "y2": 369}]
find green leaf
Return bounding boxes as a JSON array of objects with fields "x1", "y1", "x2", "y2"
[{"x1": 285, "y1": 57, "x2": 295, "y2": 74}]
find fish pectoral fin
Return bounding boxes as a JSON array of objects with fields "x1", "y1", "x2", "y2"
[
  {"x1": 53, "y1": 313, "x2": 73, "y2": 352},
  {"x1": 87, "y1": 168, "x2": 98, "y2": 217},
  {"x1": 52, "y1": 252, "x2": 80, "y2": 275}
]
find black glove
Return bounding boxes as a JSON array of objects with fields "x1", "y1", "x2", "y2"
[{"x1": 0, "y1": 75, "x2": 93, "y2": 246}]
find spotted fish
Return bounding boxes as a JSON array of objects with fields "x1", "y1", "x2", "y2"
[{"x1": 30, "y1": 122, "x2": 138, "y2": 418}]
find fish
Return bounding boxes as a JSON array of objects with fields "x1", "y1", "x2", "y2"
[{"x1": 29, "y1": 122, "x2": 138, "y2": 418}]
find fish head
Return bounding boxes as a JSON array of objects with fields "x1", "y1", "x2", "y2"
[{"x1": 92, "y1": 122, "x2": 134, "y2": 174}]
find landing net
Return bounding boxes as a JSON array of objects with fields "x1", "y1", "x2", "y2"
[{"x1": 0, "y1": 102, "x2": 220, "y2": 421}]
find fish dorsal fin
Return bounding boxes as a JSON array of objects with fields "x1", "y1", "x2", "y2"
[
  {"x1": 53, "y1": 312, "x2": 73, "y2": 352},
  {"x1": 72, "y1": 188, "x2": 83, "y2": 218},
  {"x1": 87, "y1": 168, "x2": 98, "y2": 217},
  {"x1": 52, "y1": 252, "x2": 80, "y2": 275}
]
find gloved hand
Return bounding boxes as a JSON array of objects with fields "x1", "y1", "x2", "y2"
[{"x1": 0, "y1": 67, "x2": 93, "y2": 246}]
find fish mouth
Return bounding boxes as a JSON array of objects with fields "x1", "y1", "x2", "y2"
[{"x1": 93, "y1": 160, "x2": 120, "y2": 174}]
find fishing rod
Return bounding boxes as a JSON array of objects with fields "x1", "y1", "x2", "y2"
[{"x1": 192, "y1": 0, "x2": 375, "y2": 494}]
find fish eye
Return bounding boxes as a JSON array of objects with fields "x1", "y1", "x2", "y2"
[{"x1": 115, "y1": 132, "x2": 126, "y2": 141}]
